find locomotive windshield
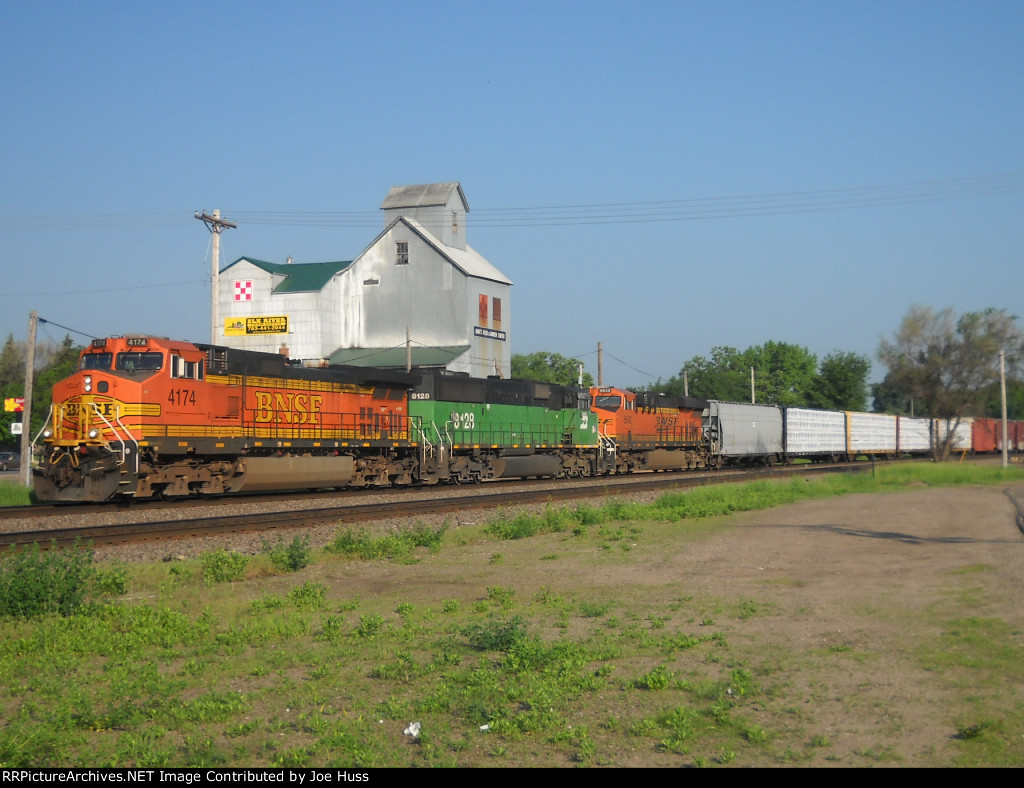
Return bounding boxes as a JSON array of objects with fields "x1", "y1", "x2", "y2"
[
  {"x1": 80, "y1": 353, "x2": 113, "y2": 370},
  {"x1": 594, "y1": 395, "x2": 622, "y2": 412},
  {"x1": 115, "y1": 352, "x2": 164, "y2": 373}
]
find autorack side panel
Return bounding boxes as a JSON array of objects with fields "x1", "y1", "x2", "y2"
[
  {"x1": 846, "y1": 411, "x2": 897, "y2": 455},
  {"x1": 936, "y1": 417, "x2": 973, "y2": 452},
  {"x1": 896, "y1": 416, "x2": 933, "y2": 454},
  {"x1": 783, "y1": 408, "x2": 846, "y2": 456}
]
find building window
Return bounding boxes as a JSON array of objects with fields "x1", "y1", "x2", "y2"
[
  {"x1": 396, "y1": 241, "x2": 409, "y2": 265},
  {"x1": 492, "y1": 297, "x2": 501, "y2": 324},
  {"x1": 363, "y1": 277, "x2": 380, "y2": 286},
  {"x1": 478, "y1": 294, "x2": 489, "y2": 325}
]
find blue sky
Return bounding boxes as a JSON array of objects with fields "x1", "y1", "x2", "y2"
[{"x1": 1, "y1": 0, "x2": 1021, "y2": 386}]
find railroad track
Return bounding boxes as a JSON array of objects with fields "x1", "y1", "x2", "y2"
[{"x1": 0, "y1": 463, "x2": 868, "y2": 550}]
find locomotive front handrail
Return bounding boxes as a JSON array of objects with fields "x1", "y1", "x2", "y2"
[{"x1": 89, "y1": 403, "x2": 138, "y2": 470}]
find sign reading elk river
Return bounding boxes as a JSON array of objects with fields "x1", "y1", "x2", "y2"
[{"x1": 225, "y1": 316, "x2": 289, "y2": 336}]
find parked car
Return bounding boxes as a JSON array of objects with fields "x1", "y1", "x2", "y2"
[{"x1": 0, "y1": 452, "x2": 20, "y2": 472}]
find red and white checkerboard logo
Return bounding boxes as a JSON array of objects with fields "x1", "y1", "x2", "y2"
[{"x1": 234, "y1": 280, "x2": 253, "y2": 301}]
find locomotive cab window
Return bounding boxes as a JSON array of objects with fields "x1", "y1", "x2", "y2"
[
  {"x1": 171, "y1": 355, "x2": 204, "y2": 380},
  {"x1": 595, "y1": 395, "x2": 622, "y2": 412},
  {"x1": 80, "y1": 353, "x2": 112, "y2": 371},
  {"x1": 116, "y1": 352, "x2": 163, "y2": 374}
]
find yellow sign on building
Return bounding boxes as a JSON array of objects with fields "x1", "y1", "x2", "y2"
[{"x1": 225, "y1": 316, "x2": 289, "y2": 336}]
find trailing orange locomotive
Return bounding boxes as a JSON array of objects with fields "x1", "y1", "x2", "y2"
[{"x1": 34, "y1": 335, "x2": 422, "y2": 502}]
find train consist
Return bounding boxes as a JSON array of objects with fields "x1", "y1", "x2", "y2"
[{"x1": 30, "y1": 336, "x2": 1021, "y2": 503}]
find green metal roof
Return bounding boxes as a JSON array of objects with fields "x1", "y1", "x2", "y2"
[
  {"x1": 224, "y1": 258, "x2": 353, "y2": 293},
  {"x1": 328, "y1": 345, "x2": 470, "y2": 369}
]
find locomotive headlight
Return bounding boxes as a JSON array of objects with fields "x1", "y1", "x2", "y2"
[
  {"x1": 83, "y1": 375, "x2": 93, "y2": 392},
  {"x1": 88, "y1": 429, "x2": 99, "y2": 439}
]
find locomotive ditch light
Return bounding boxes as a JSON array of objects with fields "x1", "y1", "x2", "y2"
[
  {"x1": 88, "y1": 429, "x2": 99, "y2": 439},
  {"x1": 42, "y1": 429, "x2": 52, "y2": 439}
]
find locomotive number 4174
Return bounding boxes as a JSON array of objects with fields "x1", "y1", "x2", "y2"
[{"x1": 168, "y1": 389, "x2": 196, "y2": 407}]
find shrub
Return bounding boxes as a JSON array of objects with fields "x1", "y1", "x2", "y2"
[
  {"x1": 0, "y1": 540, "x2": 96, "y2": 618},
  {"x1": 287, "y1": 581, "x2": 327, "y2": 610},
  {"x1": 199, "y1": 549, "x2": 249, "y2": 584},
  {"x1": 261, "y1": 535, "x2": 312, "y2": 572}
]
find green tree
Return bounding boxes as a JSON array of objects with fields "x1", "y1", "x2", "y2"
[
  {"x1": 511, "y1": 352, "x2": 593, "y2": 388},
  {"x1": 0, "y1": 335, "x2": 25, "y2": 444},
  {"x1": 877, "y1": 305, "x2": 1024, "y2": 458},
  {"x1": 31, "y1": 336, "x2": 81, "y2": 437},
  {"x1": 745, "y1": 340, "x2": 817, "y2": 406},
  {"x1": 670, "y1": 342, "x2": 818, "y2": 405},
  {"x1": 673, "y1": 346, "x2": 751, "y2": 401},
  {"x1": 807, "y1": 351, "x2": 871, "y2": 411}
]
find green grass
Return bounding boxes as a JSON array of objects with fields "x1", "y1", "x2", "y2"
[
  {"x1": 0, "y1": 481, "x2": 32, "y2": 507},
  {"x1": 1, "y1": 462, "x2": 1022, "y2": 766}
]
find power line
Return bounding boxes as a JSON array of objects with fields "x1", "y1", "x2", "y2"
[{"x1": 2, "y1": 172, "x2": 1021, "y2": 232}]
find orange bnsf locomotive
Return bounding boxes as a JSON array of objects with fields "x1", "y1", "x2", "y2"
[
  {"x1": 34, "y1": 336, "x2": 422, "y2": 502},
  {"x1": 589, "y1": 386, "x2": 714, "y2": 473}
]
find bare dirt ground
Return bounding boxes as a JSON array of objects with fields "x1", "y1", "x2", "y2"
[
  {"x1": 662, "y1": 482, "x2": 1024, "y2": 765},
  {"x1": 296, "y1": 479, "x2": 1024, "y2": 766}
]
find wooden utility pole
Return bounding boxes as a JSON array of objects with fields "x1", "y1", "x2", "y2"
[
  {"x1": 195, "y1": 210, "x2": 237, "y2": 344},
  {"x1": 19, "y1": 311, "x2": 36, "y2": 488},
  {"x1": 597, "y1": 342, "x2": 603, "y2": 387},
  {"x1": 1000, "y1": 350, "x2": 1008, "y2": 469}
]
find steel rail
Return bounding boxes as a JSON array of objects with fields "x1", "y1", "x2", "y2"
[{"x1": 0, "y1": 463, "x2": 867, "y2": 550}]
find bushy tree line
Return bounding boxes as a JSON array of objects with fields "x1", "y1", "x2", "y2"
[
  {"x1": 511, "y1": 305, "x2": 1024, "y2": 429},
  {"x1": 655, "y1": 342, "x2": 871, "y2": 411},
  {"x1": 0, "y1": 334, "x2": 82, "y2": 445},
  {"x1": 511, "y1": 352, "x2": 594, "y2": 388}
]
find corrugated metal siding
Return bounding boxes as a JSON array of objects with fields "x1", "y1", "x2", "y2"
[
  {"x1": 898, "y1": 417, "x2": 932, "y2": 453},
  {"x1": 785, "y1": 408, "x2": 846, "y2": 454},
  {"x1": 847, "y1": 412, "x2": 897, "y2": 453}
]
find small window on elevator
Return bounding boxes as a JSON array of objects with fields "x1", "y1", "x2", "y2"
[{"x1": 396, "y1": 241, "x2": 409, "y2": 265}]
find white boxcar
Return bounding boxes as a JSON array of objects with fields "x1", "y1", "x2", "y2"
[
  {"x1": 937, "y1": 417, "x2": 973, "y2": 452},
  {"x1": 846, "y1": 411, "x2": 897, "y2": 455},
  {"x1": 784, "y1": 408, "x2": 846, "y2": 457},
  {"x1": 897, "y1": 416, "x2": 933, "y2": 454},
  {"x1": 705, "y1": 402, "x2": 784, "y2": 461}
]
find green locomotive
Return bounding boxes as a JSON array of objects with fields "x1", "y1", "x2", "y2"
[{"x1": 408, "y1": 375, "x2": 603, "y2": 483}]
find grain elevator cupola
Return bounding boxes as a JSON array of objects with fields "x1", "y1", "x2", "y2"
[{"x1": 381, "y1": 182, "x2": 469, "y2": 251}]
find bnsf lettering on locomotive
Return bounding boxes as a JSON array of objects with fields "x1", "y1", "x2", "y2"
[
  {"x1": 656, "y1": 416, "x2": 679, "y2": 428},
  {"x1": 254, "y1": 390, "x2": 323, "y2": 425}
]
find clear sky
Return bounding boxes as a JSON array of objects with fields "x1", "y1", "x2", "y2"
[{"x1": 1, "y1": 0, "x2": 1021, "y2": 386}]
